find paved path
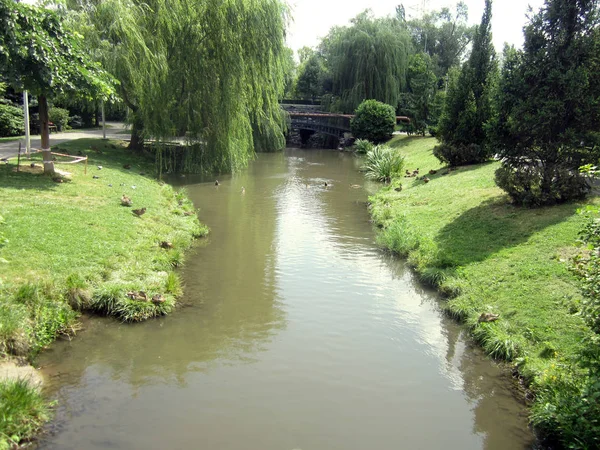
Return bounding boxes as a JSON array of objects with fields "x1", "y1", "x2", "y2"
[{"x1": 0, "y1": 122, "x2": 130, "y2": 160}]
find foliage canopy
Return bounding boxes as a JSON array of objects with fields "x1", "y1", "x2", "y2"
[
  {"x1": 351, "y1": 99, "x2": 396, "y2": 143},
  {"x1": 72, "y1": 0, "x2": 290, "y2": 173},
  {"x1": 490, "y1": 0, "x2": 600, "y2": 205},
  {"x1": 435, "y1": 0, "x2": 496, "y2": 166},
  {"x1": 320, "y1": 10, "x2": 411, "y2": 113}
]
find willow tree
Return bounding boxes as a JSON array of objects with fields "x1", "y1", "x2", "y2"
[
  {"x1": 70, "y1": 0, "x2": 289, "y2": 172},
  {"x1": 320, "y1": 10, "x2": 412, "y2": 113}
]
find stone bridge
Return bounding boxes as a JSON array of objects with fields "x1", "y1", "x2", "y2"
[{"x1": 281, "y1": 102, "x2": 410, "y2": 146}]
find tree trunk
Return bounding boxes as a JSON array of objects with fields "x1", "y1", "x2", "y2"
[
  {"x1": 39, "y1": 95, "x2": 55, "y2": 176},
  {"x1": 128, "y1": 116, "x2": 145, "y2": 152}
]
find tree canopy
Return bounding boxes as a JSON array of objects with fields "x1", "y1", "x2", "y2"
[
  {"x1": 71, "y1": 0, "x2": 290, "y2": 172},
  {"x1": 320, "y1": 10, "x2": 412, "y2": 113},
  {"x1": 405, "y1": 2, "x2": 475, "y2": 76},
  {"x1": 491, "y1": 0, "x2": 600, "y2": 205},
  {"x1": 434, "y1": 0, "x2": 497, "y2": 165},
  {"x1": 0, "y1": 0, "x2": 115, "y2": 174}
]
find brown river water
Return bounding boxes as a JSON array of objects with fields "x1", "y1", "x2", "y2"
[{"x1": 36, "y1": 148, "x2": 535, "y2": 450}]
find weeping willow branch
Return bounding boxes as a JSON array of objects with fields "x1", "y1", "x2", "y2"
[{"x1": 70, "y1": 0, "x2": 289, "y2": 173}]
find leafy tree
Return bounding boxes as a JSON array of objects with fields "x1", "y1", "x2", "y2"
[
  {"x1": 0, "y1": 83, "x2": 24, "y2": 137},
  {"x1": 295, "y1": 53, "x2": 326, "y2": 101},
  {"x1": 281, "y1": 47, "x2": 297, "y2": 99},
  {"x1": 0, "y1": 0, "x2": 114, "y2": 175},
  {"x1": 351, "y1": 99, "x2": 396, "y2": 143},
  {"x1": 405, "y1": 2, "x2": 475, "y2": 76},
  {"x1": 490, "y1": 0, "x2": 600, "y2": 206},
  {"x1": 399, "y1": 53, "x2": 437, "y2": 135},
  {"x1": 320, "y1": 10, "x2": 412, "y2": 113},
  {"x1": 70, "y1": 0, "x2": 289, "y2": 172},
  {"x1": 435, "y1": 0, "x2": 496, "y2": 166}
]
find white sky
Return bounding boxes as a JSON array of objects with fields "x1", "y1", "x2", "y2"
[{"x1": 286, "y1": 0, "x2": 546, "y2": 55}]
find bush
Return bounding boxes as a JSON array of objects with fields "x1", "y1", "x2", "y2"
[
  {"x1": 48, "y1": 107, "x2": 70, "y2": 131},
  {"x1": 495, "y1": 164, "x2": 590, "y2": 207},
  {"x1": 350, "y1": 99, "x2": 396, "y2": 143},
  {"x1": 363, "y1": 145, "x2": 404, "y2": 183},
  {"x1": 353, "y1": 138, "x2": 374, "y2": 154},
  {"x1": 0, "y1": 102, "x2": 24, "y2": 137},
  {"x1": 571, "y1": 209, "x2": 600, "y2": 333},
  {"x1": 433, "y1": 142, "x2": 490, "y2": 166},
  {"x1": 68, "y1": 115, "x2": 83, "y2": 129},
  {"x1": 531, "y1": 338, "x2": 600, "y2": 449}
]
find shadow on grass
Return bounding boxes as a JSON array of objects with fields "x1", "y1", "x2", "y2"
[
  {"x1": 434, "y1": 197, "x2": 580, "y2": 267},
  {"x1": 388, "y1": 135, "x2": 427, "y2": 150},
  {"x1": 0, "y1": 164, "x2": 58, "y2": 191},
  {"x1": 53, "y1": 138, "x2": 155, "y2": 178}
]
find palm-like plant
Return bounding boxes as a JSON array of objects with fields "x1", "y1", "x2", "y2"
[{"x1": 363, "y1": 145, "x2": 404, "y2": 183}]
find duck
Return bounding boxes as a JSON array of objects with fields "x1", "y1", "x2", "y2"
[
  {"x1": 412, "y1": 168, "x2": 420, "y2": 176},
  {"x1": 422, "y1": 177, "x2": 430, "y2": 183},
  {"x1": 123, "y1": 164, "x2": 131, "y2": 170},
  {"x1": 429, "y1": 169, "x2": 437, "y2": 175},
  {"x1": 152, "y1": 294, "x2": 166, "y2": 305},
  {"x1": 324, "y1": 182, "x2": 328, "y2": 187},
  {"x1": 132, "y1": 207, "x2": 146, "y2": 217},
  {"x1": 160, "y1": 241, "x2": 173, "y2": 249},
  {"x1": 127, "y1": 291, "x2": 148, "y2": 302},
  {"x1": 215, "y1": 180, "x2": 220, "y2": 186},
  {"x1": 121, "y1": 195, "x2": 132, "y2": 207},
  {"x1": 478, "y1": 312, "x2": 500, "y2": 323}
]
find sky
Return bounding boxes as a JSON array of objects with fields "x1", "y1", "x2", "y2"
[{"x1": 286, "y1": 0, "x2": 545, "y2": 55}]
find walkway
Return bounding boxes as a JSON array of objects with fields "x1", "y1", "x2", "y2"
[{"x1": 0, "y1": 122, "x2": 130, "y2": 160}]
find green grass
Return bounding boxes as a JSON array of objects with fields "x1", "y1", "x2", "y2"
[
  {"x1": 0, "y1": 378, "x2": 51, "y2": 449},
  {"x1": 370, "y1": 134, "x2": 599, "y2": 446},
  {"x1": 0, "y1": 138, "x2": 207, "y2": 444},
  {"x1": 0, "y1": 138, "x2": 207, "y2": 342},
  {"x1": 0, "y1": 136, "x2": 22, "y2": 143}
]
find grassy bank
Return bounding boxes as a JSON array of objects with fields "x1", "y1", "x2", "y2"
[
  {"x1": 0, "y1": 138, "x2": 207, "y2": 447},
  {"x1": 369, "y1": 135, "x2": 598, "y2": 447}
]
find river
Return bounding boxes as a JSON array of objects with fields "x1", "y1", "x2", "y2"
[{"x1": 37, "y1": 148, "x2": 534, "y2": 449}]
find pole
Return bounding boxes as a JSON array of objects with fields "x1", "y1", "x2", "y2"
[
  {"x1": 17, "y1": 142, "x2": 21, "y2": 172},
  {"x1": 23, "y1": 91, "x2": 30, "y2": 156},
  {"x1": 101, "y1": 101, "x2": 106, "y2": 139}
]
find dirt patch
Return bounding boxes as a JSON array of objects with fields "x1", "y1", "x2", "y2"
[{"x1": 0, "y1": 357, "x2": 44, "y2": 388}]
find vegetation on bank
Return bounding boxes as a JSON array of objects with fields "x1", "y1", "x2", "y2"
[
  {"x1": 369, "y1": 135, "x2": 599, "y2": 448},
  {"x1": 0, "y1": 379, "x2": 50, "y2": 449},
  {"x1": 0, "y1": 137, "x2": 207, "y2": 447}
]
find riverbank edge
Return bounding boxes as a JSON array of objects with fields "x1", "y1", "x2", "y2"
[
  {"x1": 0, "y1": 138, "x2": 208, "y2": 448},
  {"x1": 368, "y1": 135, "x2": 598, "y2": 448}
]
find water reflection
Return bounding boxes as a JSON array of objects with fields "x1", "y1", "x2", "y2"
[{"x1": 37, "y1": 148, "x2": 533, "y2": 450}]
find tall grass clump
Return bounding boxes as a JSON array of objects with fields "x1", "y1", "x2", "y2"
[
  {"x1": 353, "y1": 138, "x2": 374, "y2": 154},
  {"x1": 0, "y1": 379, "x2": 51, "y2": 448},
  {"x1": 363, "y1": 145, "x2": 404, "y2": 183}
]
